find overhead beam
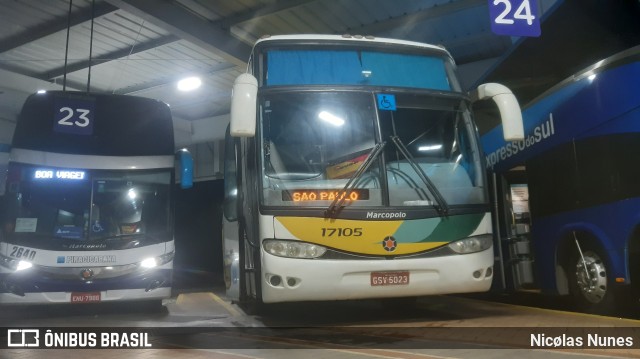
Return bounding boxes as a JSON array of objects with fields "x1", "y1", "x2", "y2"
[
  {"x1": 443, "y1": 32, "x2": 513, "y2": 64},
  {"x1": 0, "y1": 62, "x2": 87, "y2": 93},
  {"x1": 105, "y1": 0, "x2": 251, "y2": 66},
  {"x1": 347, "y1": 0, "x2": 485, "y2": 35},
  {"x1": 43, "y1": 34, "x2": 242, "y2": 93},
  {"x1": 0, "y1": 2, "x2": 118, "y2": 54},
  {"x1": 217, "y1": 0, "x2": 317, "y2": 29},
  {"x1": 41, "y1": 35, "x2": 180, "y2": 80}
]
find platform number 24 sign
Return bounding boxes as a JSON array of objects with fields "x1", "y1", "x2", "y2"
[{"x1": 489, "y1": 0, "x2": 541, "y2": 37}]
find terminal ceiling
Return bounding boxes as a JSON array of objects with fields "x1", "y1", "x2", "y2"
[{"x1": 1, "y1": 0, "x2": 638, "y2": 145}]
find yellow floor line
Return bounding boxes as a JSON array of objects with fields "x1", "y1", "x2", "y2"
[
  {"x1": 176, "y1": 293, "x2": 185, "y2": 305},
  {"x1": 208, "y1": 292, "x2": 243, "y2": 317}
]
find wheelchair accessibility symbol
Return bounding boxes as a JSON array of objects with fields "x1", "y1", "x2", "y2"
[
  {"x1": 376, "y1": 94, "x2": 396, "y2": 111},
  {"x1": 92, "y1": 220, "x2": 105, "y2": 233}
]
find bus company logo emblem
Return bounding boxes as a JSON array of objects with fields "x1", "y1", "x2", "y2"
[
  {"x1": 382, "y1": 236, "x2": 397, "y2": 252},
  {"x1": 80, "y1": 268, "x2": 94, "y2": 280},
  {"x1": 7, "y1": 329, "x2": 40, "y2": 347}
]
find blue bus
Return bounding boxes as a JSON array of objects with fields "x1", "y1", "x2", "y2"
[
  {"x1": 0, "y1": 91, "x2": 193, "y2": 306},
  {"x1": 481, "y1": 45, "x2": 640, "y2": 313}
]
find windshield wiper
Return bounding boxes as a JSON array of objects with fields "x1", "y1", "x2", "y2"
[
  {"x1": 389, "y1": 135, "x2": 449, "y2": 216},
  {"x1": 325, "y1": 141, "x2": 386, "y2": 218}
]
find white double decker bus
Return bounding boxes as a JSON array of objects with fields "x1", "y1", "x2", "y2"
[{"x1": 0, "y1": 91, "x2": 192, "y2": 306}]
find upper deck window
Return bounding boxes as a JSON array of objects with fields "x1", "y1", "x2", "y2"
[{"x1": 265, "y1": 49, "x2": 453, "y2": 91}]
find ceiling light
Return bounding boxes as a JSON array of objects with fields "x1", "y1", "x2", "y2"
[
  {"x1": 177, "y1": 77, "x2": 202, "y2": 91},
  {"x1": 37, "y1": 89, "x2": 46, "y2": 94}
]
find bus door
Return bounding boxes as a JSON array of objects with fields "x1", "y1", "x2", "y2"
[{"x1": 491, "y1": 166, "x2": 535, "y2": 292}]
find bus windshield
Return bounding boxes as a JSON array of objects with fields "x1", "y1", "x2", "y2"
[
  {"x1": 2, "y1": 165, "x2": 171, "y2": 242},
  {"x1": 260, "y1": 91, "x2": 486, "y2": 208}
]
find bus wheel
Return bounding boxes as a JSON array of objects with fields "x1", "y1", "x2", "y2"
[{"x1": 568, "y1": 246, "x2": 615, "y2": 314}]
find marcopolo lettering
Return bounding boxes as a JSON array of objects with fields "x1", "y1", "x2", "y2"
[
  {"x1": 366, "y1": 212, "x2": 407, "y2": 219},
  {"x1": 66, "y1": 243, "x2": 108, "y2": 250}
]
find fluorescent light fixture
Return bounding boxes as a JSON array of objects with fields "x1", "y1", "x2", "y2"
[
  {"x1": 418, "y1": 144, "x2": 442, "y2": 151},
  {"x1": 318, "y1": 111, "x2": 345, "y2": 127},
  {"x1": 177, "y1": 76, "x2": 202, "y2": 91}
]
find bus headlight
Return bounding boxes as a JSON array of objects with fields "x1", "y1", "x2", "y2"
[
  {"x1": 263, "y1": 239, "x2": 326, "y2": 259},
  {"x1": 0, "y1": 254, "x2": 33, "y2": 271},
  {"x1": 448, "y1": 235, "x2": 492, "y2": 254},
  {"x1": 140, "y1": 251, "x2": 174, "y2": 268}
]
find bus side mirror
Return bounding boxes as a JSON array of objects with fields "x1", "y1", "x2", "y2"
[
  {"x1": 230, "y1": 73, "x2": 258, "y2": 137},
  {"x1": 177, "y1": 149, "x2": 193, "y2": 189},
  {"x1": 471, "y1": 83, "x2": 524, "y2": 141}
]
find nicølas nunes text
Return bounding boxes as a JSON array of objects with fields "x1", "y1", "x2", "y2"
[{"x1": 531, "y1": 333, "x2": 633, "y2": 348}]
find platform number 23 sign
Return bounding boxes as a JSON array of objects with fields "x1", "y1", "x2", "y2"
[
  {"x1": 489, "y1": 0, "x2": 541, "y2": 37},
  {"x1": 53, "y1": 97, "x2": 95, "y2": 135}
]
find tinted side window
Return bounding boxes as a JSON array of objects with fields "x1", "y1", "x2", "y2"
[
  {"x1": 526, "y1": 141, "x2": 580, "y2": 218},
  {"x1": 575, "y1": 133, "x2": 640, "y2": 207}
]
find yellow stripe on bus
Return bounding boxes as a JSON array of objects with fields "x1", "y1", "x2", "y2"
[{"x1": 274, "y1": 217, "x2": 446, "y2": 255}]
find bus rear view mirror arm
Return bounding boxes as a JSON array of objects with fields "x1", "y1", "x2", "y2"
[
  {"x1": 471, "y1": 83, "x2": 524, "y2": 141},
  {"x1": 230, "y1": 73, "x2": 259, "y2": 137}
]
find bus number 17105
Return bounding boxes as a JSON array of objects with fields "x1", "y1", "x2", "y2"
[{"x1": 321, "y1": 228, "x2": 363, "y2": 237}]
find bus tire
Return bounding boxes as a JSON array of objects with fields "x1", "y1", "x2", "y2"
[{"x1": 567, "y1": 243, "x2": 616, "y2": 315}]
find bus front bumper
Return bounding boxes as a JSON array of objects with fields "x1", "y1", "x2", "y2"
[
  {"x1": 0, "y1": 268, "x2": 172, "y2": 304},
  {"x1": 260, "y1": 247, "x2": 494, "y2": 303}
]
